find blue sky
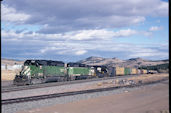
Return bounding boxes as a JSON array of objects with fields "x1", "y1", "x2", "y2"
[{"x1": 1, "y1": 0, "x2": 168, "y2": 62}]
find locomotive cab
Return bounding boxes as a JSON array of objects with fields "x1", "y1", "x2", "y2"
[{"x1": 93, "y1": 65, "x2": 109, "y2": 78}]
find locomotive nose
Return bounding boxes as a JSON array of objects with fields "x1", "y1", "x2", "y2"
[{"x1": 13, "y1": 75, "x2": 30, "y2": 85}]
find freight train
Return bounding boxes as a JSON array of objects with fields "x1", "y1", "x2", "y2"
[{"x1": 13, "y1": 60, "x2": 149, "y2": 85}]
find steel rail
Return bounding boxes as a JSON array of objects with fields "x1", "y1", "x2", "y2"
[
  {"x1": 2, "y1": 74, "x2": 140, "y2": 93},
  {"x1": 1, "y1": 77, "x2": 168, "y2": 105}
]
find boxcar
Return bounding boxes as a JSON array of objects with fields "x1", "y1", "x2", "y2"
[
  {"x1": 114, "y1": 67, "x2": 125, "y2": 76},
  {"x1": 142, "y1": 69, "x2": 147, "y2": 74},
  {"x1": 131, "y1": 68, "x2": 137, "y2": 75},
  {"x1": 124, "y1": 67, "x2": 131, "y2": 75}
]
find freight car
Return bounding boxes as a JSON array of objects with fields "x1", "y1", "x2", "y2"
[
  {"x1": 147, "y1": 70, "x2": 157, "y2": 74},
  {"x1": 108, "y1": 67, "x2": 148, "y2": 76},
  {"x1": 124, "y1": 67, "x2": 131, "y2": 75},
  {"x1": 108, "y1": 67, "x2": 126, "y2": 76},
  {"x1": 131, "y1": 68, "x2": 137, "y2": 75}
]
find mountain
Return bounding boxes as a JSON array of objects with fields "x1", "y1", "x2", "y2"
[
  {"x1": 77, "y1": 56, "x2": 169, "y2": 68},
  {"x1": 1, "y1": 57, "x2": 169, "y2": 68},
  {"x1": 77, "y1": 56, "x2": 124, "y2": 66}
]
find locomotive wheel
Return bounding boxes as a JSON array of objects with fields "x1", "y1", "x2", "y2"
[
  {"x1": 69, "y1": 76, "x2": 76, "y2": 81},
  {"x1": 57, "y1": 77, "x2": 65, "y2": 82},
  {"x1": 31, "y1": 78, "x2": 43, "y2": 84}
]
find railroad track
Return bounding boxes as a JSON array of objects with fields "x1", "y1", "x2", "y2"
[
  {"x1": 1, "y1": 77, "x2": 168, "y2": 105},
  {"x1": 2, "y1": 75, "x2": 140, "y2": 93}
]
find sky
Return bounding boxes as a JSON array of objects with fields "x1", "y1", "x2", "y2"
[{"x1": 1, "y1": 0, "x2": 169, "y2": 62}]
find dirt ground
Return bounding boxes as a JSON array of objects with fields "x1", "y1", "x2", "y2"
[
  {"x1": 65, "y1": 73, "x2": 169, "y2": 92},
  {"x1": 18, "y1": 80, "x2": 169, "y2": 113},
  {"x1": 1, "y1": 70, "x2": 17, "y2": 81}
]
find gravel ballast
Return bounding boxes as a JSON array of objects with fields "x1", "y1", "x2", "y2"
[
  {"x1": 2, "y1": 74, "x2": 168, "y2": 113},
  {"x1": 2, "y1": 77, "x2": 128, "y2": 100},
  {"x1": 2, "y1": 80, "x2": 168, "y2": 113},
  {"x1": 2, "y1": 74, "x2": 168, "y2": 100}
]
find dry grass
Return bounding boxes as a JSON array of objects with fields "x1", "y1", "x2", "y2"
[
  {"x1": 95, "y1": 73, "x2": 169, "y2": 88},
  {"x1": 127, "y1": 73, "x2": 168, "y2": 83},
  {"x1": 1, "y1": 70, "x2": 20, "y2": 81},
  {"x1": 1, "y1": 59, "x2": 24, "y2": 65}
]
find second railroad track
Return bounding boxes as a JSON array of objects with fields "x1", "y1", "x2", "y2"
[
  {"x1": 2, "y1": 75, "x2": 139, "y2": 93},
  {"x1": 2, "y1": 77, "x2": 168, "y2": 105}
]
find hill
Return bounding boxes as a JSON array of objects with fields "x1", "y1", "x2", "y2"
[
  {"x1": 1, "y1": 57, "x2": 169, "y2": 68},
  {"x1": 77, "y1": 56, "x2": 169, "y2": 68},
  {"x1": 1, "y1": 58, "x2": 24, "y2": 66}
]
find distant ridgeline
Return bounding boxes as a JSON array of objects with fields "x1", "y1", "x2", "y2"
[{"x1": 139, "y1": 63, "x2": 169, "y2": 73}]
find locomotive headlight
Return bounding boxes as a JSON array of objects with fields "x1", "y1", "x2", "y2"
[{"x1": 97, "y1": 67, "x2": 101, "y2": 72}]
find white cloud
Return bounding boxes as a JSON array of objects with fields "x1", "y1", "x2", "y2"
[
  {"x1": 1, "y1": 30, "x2": 62, "y2": 40},
  {"x1": 114, "y1": 29, "x2": 137, "y2": 37},
  {"x1": 38, "y1": 39, "x2": 168, "y2": 58},
  {"x1": 2, "y1": 0, "x2": 168, "y2": 33},
  {"x1": 2, "y1": 27, "x2": 168, "y2": 58},
  {"x1": 149, "y1": 26, "x2": 162, "y2": 31},
  {"x1": 40, "y1": 46, "x2": 87, "y2": 56},
  {"x1": 2, "y1": 4, "x2": 30, "y2": 23},
  {"x1": 68, "y1": 29, "x2": 137, "y2": 40},
  {"x1": 40, "y1": 47, "x2": 59, "y2": 53},
  {"x1": 75, "y1": 50, "x2": 87, "y2": 55},
  {"x1": 2, "y1": 28, "x2": 137, "y2": 41},
  {"x1": 129, "y1": 51, "x2": 168, "y2": 58}
]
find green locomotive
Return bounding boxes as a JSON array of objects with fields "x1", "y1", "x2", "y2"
[
  {"x1": 67, "y1": 62, "x2": 96, "y2": 80},
  {"x1": 13, "y1": 60, "x2": 108, "y2": 85},
  {"x1": 13, "y1": 60, "x2": 67, "y2": 85}
]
